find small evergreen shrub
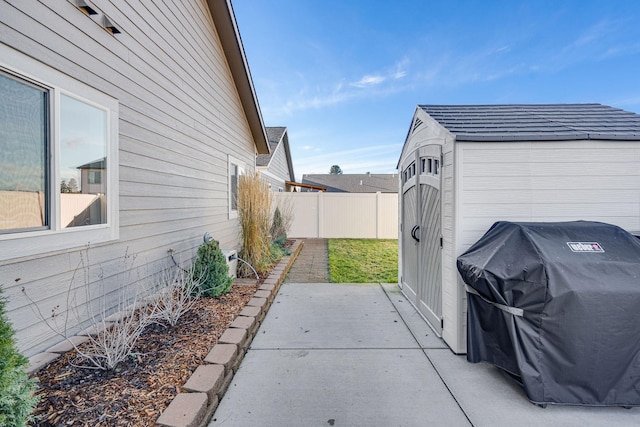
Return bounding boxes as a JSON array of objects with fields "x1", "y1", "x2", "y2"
[
  {"x1": 191, "y1": 240, "x2": 233, "y2": 297},
  {"x1": 0, "y1": 291, "x2": 38, "y2": 426}
]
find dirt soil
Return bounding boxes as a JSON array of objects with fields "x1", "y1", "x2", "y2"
[{"x1": 31, "y1": 284, "x2": 258, "y2": 426}]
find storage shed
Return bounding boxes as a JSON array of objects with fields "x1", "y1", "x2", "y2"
[{"x1": 397, "y1": 104, "x2": 640, "y2": 354}]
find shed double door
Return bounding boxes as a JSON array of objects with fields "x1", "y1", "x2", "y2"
[{"x1": 400, "y1": 145, "x2": 442, "y2": 335}]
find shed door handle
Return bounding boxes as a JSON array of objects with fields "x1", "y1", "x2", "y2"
[{"x1": 411, "y1": 225, "x2": 420, "y2": 242}]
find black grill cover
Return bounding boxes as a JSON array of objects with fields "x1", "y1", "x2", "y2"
[{"x1": 457, "y1": 221, "x2": 640, "y2": 406}]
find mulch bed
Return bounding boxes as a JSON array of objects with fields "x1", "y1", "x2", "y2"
[{"x1": 31, "y1": 284, "x2": 258, "y2": 426}]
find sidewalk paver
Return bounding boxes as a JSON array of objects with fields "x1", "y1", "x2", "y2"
[{"x1": 285, "y1": 239, "x2": 329, "y2": 283}]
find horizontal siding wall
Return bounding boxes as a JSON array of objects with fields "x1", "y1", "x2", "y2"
[
  {"x1": 457, "y1": 140, "x2": 640, "y2": 252},
  {"x1": 276, "y1": 192, "x2": 398, "y2": 239},
  {"x1": 0, "y1": 0, "x2": 256, "y2": 356},
  {"x1": 258, "y1": 169, "x2": 286, "y2": 192},
  {"x1": 269, "y1": 143, "x2": 292, "y2": 183}
]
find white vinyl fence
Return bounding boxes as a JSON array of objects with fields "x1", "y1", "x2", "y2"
[{"x1": 273, "y1": 192, "x2": 398, "y2": 239}]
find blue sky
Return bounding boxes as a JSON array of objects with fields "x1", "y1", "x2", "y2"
[{"x1": 232, "y1": 0, "x2": 640, "y2": 180}]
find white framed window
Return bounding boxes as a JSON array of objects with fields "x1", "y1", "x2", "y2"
[
  {"x1": 228, "y1": 155, "x2": 244, "y2": 219},
  {"x1": 0, "y1": 44, "x2": 119, "y2": 260}
]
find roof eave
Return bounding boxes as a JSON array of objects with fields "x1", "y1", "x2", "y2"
[
  {"x1": 396, "y1": 106, "x2": 421, "y2": 169},
  {"x1": 282, "y1": 130, "x2": 296, "y2": 182},
  {"x1": 286, "y1": 181, "x2": 326, "y2": 191},
  {"x1": 207, "y1": 0, "x2": 270, "y2": 154},
  {"x1": 454, "y1": 133, "x2": 640, "y2": 142}
]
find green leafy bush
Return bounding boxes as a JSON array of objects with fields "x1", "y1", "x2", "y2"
[
  {"x1": 191, "y1": 240, "x2": 233, "y2": 297},
  {"x1": 0, "y1": 291, "x2": 38, "y2": 426}
]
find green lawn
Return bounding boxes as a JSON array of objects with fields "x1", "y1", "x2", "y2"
[{"x1": 328, "y1": 239, "x2": 398, "y2": 283}]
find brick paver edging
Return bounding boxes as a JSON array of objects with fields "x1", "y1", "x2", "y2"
[{"x1": 156, "y1": 239, "x2": 303, "y2": 427}]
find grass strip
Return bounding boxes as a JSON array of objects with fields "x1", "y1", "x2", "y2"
[{"x1": 328, "y1": 239, "x2": 398, "y2": 283}]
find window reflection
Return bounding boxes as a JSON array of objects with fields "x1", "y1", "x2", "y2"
[
  {"x1": 0, "y1": 72, "x2": 48, "y2": 232},
  {"x1": 230, "y1": 163, "x2": 238, "y2": 211},
  {"x1": 60, "y1": 95, "x2": 107, "y2": 228}
]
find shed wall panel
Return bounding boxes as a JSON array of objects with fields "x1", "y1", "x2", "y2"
[
  {"x1": 457, "y1": 141, "x2": 640, "y2": 257},
  {"x1": 441, "y1": 135, "x2": 463, "y2": 352}
]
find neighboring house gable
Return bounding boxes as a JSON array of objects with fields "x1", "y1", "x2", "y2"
[
  {"x1": 302, "y1": 173, "x2": 398, "y2": 193},
  {"x1": 257, "y1": 126, "x2": 296, "y2": 191},
  {"x1": 0, "y1": 0, "x2": 268, "y2": 357},
  {"x1": 77, "y1": 158, "x2": 106, "y2": 196}
]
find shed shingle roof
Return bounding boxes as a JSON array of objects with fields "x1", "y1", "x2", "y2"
[{"x1": 419, "y1": 104, "x2": 640, "y2": 141}]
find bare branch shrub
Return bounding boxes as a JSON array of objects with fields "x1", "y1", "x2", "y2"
[
  {"x1": 79, "y1": 302, "x2": 150, "y2": 371},
  {"x1": 271, "y1": 193, "x2": 294, "y2": 241},
  {"x1": 23, "y1": 247, "x2": 153, "y2": 370},
  {"x1": 147, "y1": 264, "x2": 202, "y2": 327}
]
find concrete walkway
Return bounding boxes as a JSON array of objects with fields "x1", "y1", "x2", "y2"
[{"x1": 209, "y1": 240, "x2": 640, "y2": 427}]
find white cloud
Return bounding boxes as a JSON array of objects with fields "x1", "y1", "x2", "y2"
[
  {"x1": 551, "y1": 19, "x2": 640, "y2": 68},
  {"x1": 605, "y1": 95, "x2": 640, "y2": 113},
  {"x1": 352, "y1": 59, "x2": 410, "y2": 87},
  {"x1": 263, "y1": 72, "x2": 407, "y2": 117},
  {"x1": 260, "y1": 58, "x2": 414, "y2": 118},
  {"x1": 351, "y1": 74, "x2": 386, "y2": 88},
  {"x1": 393, "y1": 70, "x2": 407, "y2": 79},
  {"x1": 392, "y1": 57, "x2": 410, "y2": 79},
  {"x1": 569, "y1": 20, "x2": 611, "y2": 48}
]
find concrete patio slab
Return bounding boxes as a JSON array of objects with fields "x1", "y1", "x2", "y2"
[
  {"x1": 209, "y1": 278, "x2": 640, "y2": 427},
  {"x1": 381, "y1": 283, "x2": 447, "y2": 349},
  {"x1": 426, "y1": 349, "x2": 640, "y2": 427},
  {"x1": 251, "y1": 283, "x2": 419, "y2": 350},
  {"x1": 210, "y1": 348, "x2": 470, "y2": 427}
]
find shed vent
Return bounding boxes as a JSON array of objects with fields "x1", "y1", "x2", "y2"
[{"x1": 412, "y1": 118, "x2": 423, "y2": 133}]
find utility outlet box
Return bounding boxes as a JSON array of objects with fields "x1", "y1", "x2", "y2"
[{"x1": 222, "y1": 249, "x2": 237, "y2": 278}]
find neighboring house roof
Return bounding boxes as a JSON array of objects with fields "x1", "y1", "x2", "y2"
[
  {"x1": 257, "y1": 126, "x2": 295, "y2": 182},
  {"x1": 208, "y1": 0, "x2": 269, "y2": 154},
  {"x1": 302, "y1": 174, "x2": 398, "y2": 193},
  {"x1": 77, "y1": 158, "x2": 106, "y2": 169},
  {"x1": 417, "y1": 103, "x2": 640, "y2": 142}
]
